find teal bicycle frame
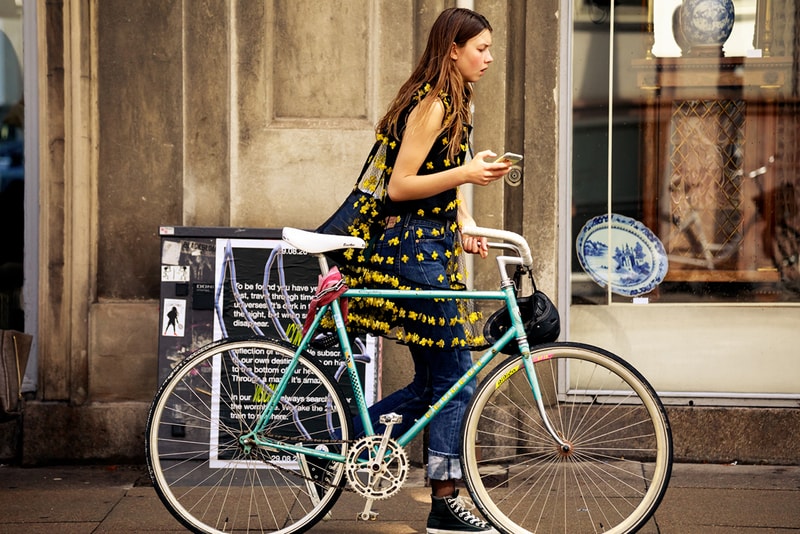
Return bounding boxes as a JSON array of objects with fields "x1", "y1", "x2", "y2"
[{"x1": 238, "y1": 248, "x2": 569, "y2": 462}]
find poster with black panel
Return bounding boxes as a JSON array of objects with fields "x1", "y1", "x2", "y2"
[{"x1": 157, "y1": 226, "x2": 380, "y2": 467}]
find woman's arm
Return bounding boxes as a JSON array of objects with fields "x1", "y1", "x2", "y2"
[
  {"x1": 457, "y1": 188, "x2": 489, "y2": 258},
  {"x1": 387, "y1": 98, "x2": 510, "y2": 202}
]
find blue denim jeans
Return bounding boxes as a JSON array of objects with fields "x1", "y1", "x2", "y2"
[{"x1": 354, "y1": 344, "x2": 476, "y2": 481}]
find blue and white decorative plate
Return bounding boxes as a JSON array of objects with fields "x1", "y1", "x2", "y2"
[{"x1": 576, "y1": 214, "x2": 668, "y2": 297}]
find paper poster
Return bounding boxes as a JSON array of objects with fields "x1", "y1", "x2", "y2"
[{"x1": 162, "y1": 298, "x2": 186, "y2": 337}]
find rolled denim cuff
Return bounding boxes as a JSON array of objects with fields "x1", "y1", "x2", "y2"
[{"x1": 428, "y1": 450, "x2": 462, "y2": 481}]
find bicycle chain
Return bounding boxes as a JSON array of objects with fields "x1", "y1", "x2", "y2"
[
  {"x1": 250, "y1": 433, "x2": 360, "y2": 493},
  {"x1": 250, "y1": 433, "x2": 410, "y2": 499}
]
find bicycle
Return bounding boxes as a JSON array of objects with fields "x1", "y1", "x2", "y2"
[{"x1": 145, "y1": 225, "x2": 673, "y2": 534}]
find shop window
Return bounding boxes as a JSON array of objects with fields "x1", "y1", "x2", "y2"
[{"x1": 572, "y1": 0, "x2": 800, "y2": 304}]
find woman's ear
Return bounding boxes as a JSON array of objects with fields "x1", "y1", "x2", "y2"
[{"x1": 450, "y1": 42, "x2": 460, "y2": 61}]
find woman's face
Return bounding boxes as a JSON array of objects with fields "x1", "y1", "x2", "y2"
[{"x1": 451, "y1": 29, "x2": 493, "y2": 83}]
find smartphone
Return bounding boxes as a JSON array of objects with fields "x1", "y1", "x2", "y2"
[{"x1": 494, "y1": 152, "x2": 523, "y2": 166}]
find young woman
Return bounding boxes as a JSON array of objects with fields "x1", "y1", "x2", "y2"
[{"x1": 319, "y1": 8, "x2": 511, "y2": 533}]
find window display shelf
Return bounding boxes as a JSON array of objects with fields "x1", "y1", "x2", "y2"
[{"x1": 632, "y1": 56, "x2": 793, "y2": 283}]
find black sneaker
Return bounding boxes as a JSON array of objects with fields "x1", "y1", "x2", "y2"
[{"x1": 427, "y1": 490, "x2": 498, "y2": 533}]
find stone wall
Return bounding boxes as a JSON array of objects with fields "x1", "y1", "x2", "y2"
[{"x1": 23, "y1": 0, "x2": 555, "y2": 464}]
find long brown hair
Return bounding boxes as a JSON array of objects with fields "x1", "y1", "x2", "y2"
[{"x1": 377, "y1": 8, "x2": 492, "y2": 161}]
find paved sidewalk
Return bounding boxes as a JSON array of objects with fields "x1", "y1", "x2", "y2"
[{"x1": 0, "y1": 463, "x2": 798, "y2": 533}]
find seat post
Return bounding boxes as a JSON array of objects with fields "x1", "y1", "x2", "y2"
[{"x1": 316, "y1": 254, "x2": 330, "y2": 275}]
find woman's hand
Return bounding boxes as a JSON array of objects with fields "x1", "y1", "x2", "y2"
[
  {"x1": 462, "y1": 232, "x2": 489, "y2": 258},
  {"x1": 458, "y1": 212, "x2": 489, "y2": 258},
  {"x1": 462, "y1": 150, "x2": 511, "y2": 187}
]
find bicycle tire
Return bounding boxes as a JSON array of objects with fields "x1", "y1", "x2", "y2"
[
  {"x1": 146, "y1": 337, "x2": 354, "y2": 534},
  {"x1": 461, "y1": 342, "x2": 672, "y2": 534}
]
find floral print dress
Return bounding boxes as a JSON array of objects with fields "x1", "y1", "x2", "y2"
[{"x1": 320, "y1": 83, "x2": 484, "y2": 349}]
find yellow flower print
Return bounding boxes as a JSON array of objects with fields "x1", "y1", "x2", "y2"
[
  {"x1": 386, "y1": 256, "x2": 394, "y2": 265},
  {"x1": 438, "y1": 274, "x2": 445, "y2": 283},
  {"x1": 426, "y1": 161, "x2": 434, "y2": 170},
  {"x1": 431, "y1": 251, "x2": 438, "y2": 260},
  {"x1": 436, "y1": 339, "x2": 445, "y2": 348},
  {"x1": 404, "y1": 231, "x2": 410, "y2": 239},
  {"x1": 442, "y1": 137, "x2": 448, "y2": 145},
  {"x1": 388, "y1": 236, "x2": 400, "y2": 246},
  {"x1": 401, "y1": 254, "x2": 409, "y2": 263},
  {"x1": 389, "y1": 141, "x2": 396, "y2": 149},
  {"x1": 416, "y1": 228, "x2": 424, "y2": 238},
  {"x1": 445, "y1": 250, "x2": 452, "y2": 258},
  {"x1": 432, "y1": 207, "x2": 441, "y2": 214},
  {"x1": 417, "y1": 209, "x2": 425, "y2": 217},
  {"x1": 444, "y1": 159, "x2": 451, "y2": 167},
  {"x1": 416, "y1": 252, "x2": 424, "y2": 262}
]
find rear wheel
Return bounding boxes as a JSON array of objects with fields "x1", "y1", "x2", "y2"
[
  {"x1": 461, "y1": 342, "x2": 672, "y2": 534},
  {"x1": 146, "y1": 337, "x2": 353, "y2": 533}
]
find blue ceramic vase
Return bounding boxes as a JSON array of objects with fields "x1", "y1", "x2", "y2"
[{"x1": 678, "y1": 0, "x2": 735, "y2": 52}]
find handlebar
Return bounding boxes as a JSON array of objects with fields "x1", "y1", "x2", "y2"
[{"x1": 461, "y1": 225, "x2": 534, "y2": 268}]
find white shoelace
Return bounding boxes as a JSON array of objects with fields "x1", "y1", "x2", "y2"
[{"x1": 447, "y1": 494, "x2": 489, "y2": 527}]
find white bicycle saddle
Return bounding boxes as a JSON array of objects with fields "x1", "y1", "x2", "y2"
[{"x1": 282, "y1": 227, "x2": 366, "y2": 254}]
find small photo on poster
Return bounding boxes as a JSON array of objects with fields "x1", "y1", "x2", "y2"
[
  {"x1": 162, "y1": 264, "x2": 190, "y2": 282},
  {"x1": 162, "y1": 298, "x2": 186, "y2": 337}
]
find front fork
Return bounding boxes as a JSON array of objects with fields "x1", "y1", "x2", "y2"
[
  {"x1": 503, "y1": 283, "x2": 571, "y2": 453},
  {"x1": 519, "y1": 346, "x2": 572, "y2": 454}
]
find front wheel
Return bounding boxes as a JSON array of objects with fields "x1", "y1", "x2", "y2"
[
  {"x1": 461, "y1": 342, "x2": 673, "y2": 534},
  {"x1": 145, "y1": 337, "x2": 353, "y2": 533}
]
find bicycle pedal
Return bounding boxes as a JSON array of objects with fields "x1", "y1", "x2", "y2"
[
  {"x1": 357, "y1": 508, "x2": 379, "y2": 521},
  {"x1": 379, "y1": 413, "x2": 403, "y2": 425}
]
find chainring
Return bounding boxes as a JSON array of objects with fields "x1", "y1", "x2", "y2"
[{"x1": 344, "y1": 435, "x2": 409, "y2": 500}]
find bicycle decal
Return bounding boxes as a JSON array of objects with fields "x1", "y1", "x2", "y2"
[{"x1": 494, "y1": 364, "x2": 520, "y2": 390}]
